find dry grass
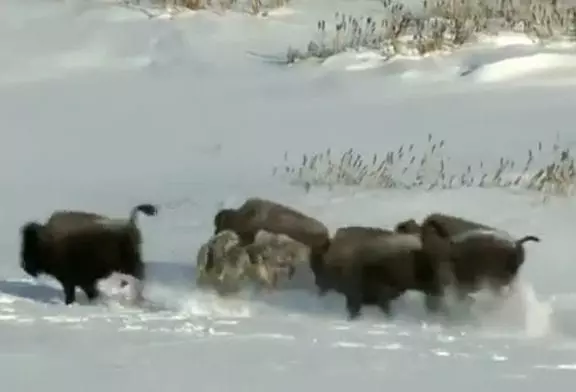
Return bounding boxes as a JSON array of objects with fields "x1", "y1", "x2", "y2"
[
  {"x1": 132, "y1": 0, "x2": 290, "y2": 14},
  {"x1": 272, "y1": 135, "x2": 576, "y2": 198},
  {"x1": 286, "y1": 0, "x2": 576, "y2": 63}
]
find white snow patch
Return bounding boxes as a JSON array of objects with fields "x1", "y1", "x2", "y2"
[{"x1": 469, "y1": 53, "x2": 576, "y2": 83}]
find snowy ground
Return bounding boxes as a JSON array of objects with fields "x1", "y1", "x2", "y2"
[{"x1": 2, "y1": 0, "x2": 576, "y2": 389}]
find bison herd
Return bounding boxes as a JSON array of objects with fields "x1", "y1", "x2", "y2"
[{"x1": 18, "y1": 197, "x2": 541, "y2": 321}]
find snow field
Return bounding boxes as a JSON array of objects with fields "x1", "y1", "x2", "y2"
[{"x1": 2, "y1": 0, "x2": 576, "y2": 389}]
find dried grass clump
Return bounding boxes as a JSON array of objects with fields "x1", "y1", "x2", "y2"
[
  {"x1": 525, "y1": 143, "x2": 576, "y2": 197},
  {"x1": 272, "y1": 135, "x2": 576, "y2": 198},
  {"x1": 286, "y1": 0, "x2": 576, "y2": 63},
  {"x1": 133, "y1": 0, "x2": 290, "y2": 15}
]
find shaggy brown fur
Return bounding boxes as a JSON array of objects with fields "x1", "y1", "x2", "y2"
[
  {"x1": 19, "y1": 203, "x2": 158, "y2": 305},
  {"x1": 318, "y1": 225, "x2": 448, "y2": 320},
  {"x1": 213, "y1": 197, "x2": 329, "y2": 248},
  {"x1": 397, "y1": 214, "x2": 541, "y2": 300},
  {"x1": 196, "y1": 230, "x2": 288, "y2": 295},
  {"x1": 44, "y1": 204, "x2": 157, "y2": 288},
  {"x1": 395, "y1": 213, "x2": 496, "y2": 236},
  {"x1": 314, "y1": 226, "x2": 393, "y2": 296},
  {"x1": 45, "y1": 204, "x2": 156, "y2": 238},
  {"x1": 212, "y1": 197, "x2": 331, "y2": 284},
  {"x1": 244, "y1": 230, "x2": 311, "y2": 288},
  {"x1": 442, "y1": 227, "x2": 540, "y2": 299},
  {"x1": 196, "y1": 230, "x2": 254, "y2": 295}
]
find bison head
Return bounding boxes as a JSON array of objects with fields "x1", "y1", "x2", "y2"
[
  {"x1": 394, "y1": 219, "x2": 421, "y2": 234},
  {"x1": 213, "y1": 209, "x2": 236, "y2": 235},
  {"x1": 19, "y1": 221, "x2": 46, "y2": 278}
]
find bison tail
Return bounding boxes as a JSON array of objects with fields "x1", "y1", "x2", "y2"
[
  {"x1": 128, "y1": 203, "x2": 158, "y2": 224},
  {"x1": 517, "y1": 235, "x2": 541, "y2": 245}
]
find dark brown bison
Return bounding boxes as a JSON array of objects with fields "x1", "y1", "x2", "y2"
[
  {"x1": 314, "y1": 226, "x2": 393, "y2": 296},
  {"x1": 45, "y1": 204, "x2": 153, "y2": 237},
  {"x1": 395, "y1": 213, "x2": 540, "y2": 300},
  {"x1": 243, "y1": 230, "x2": 311, "y2": 287},
  {"x1": 394, "y1": 212, "x2": 496, "y2": 236},
  {"x1": 19, "y1": 203, "x2": 158, "y2": 305},
  {"x1": 45, "y1": 211, "x2": 105, "y2": 237},
  {"x1": 42, "y1": 205, "x2": 156, "y2": 288},
  {"x1": 440, "y1": 226, "x2": 540, "y2": 300},
  {"x1": 196, "y1": 229, "x2": 309, "y2": 295},
  {"x1": 212, "y1": 197, "x2": 331, "y2": 286},
  {"x1": 317, "y1": 224, "x2": 450, "y2": 320}
]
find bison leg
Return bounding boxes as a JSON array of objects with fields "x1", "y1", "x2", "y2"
[
  {"x1": 309, "y1": 249, "x2": 327, "y2": 291},
  {"x1": 62, "y1": 283, "x2": 76, "y2": 305},
  {"x1": 344, "y1": 272, "x2": 364, "y2": 321},
  {"x1": 422, "y1": 279, "x2": 447, "y2": 315},
  {"x1": 488, "y1": 278, "x2": 516, "y2": 299},
  {"x1": 287, "y1": 265, "x2": 296, "y2": 279},
  {"x1": 345, "y1": 292, "x2": 363, "y2": 320},
  {"x1": 311, "y1": 262, "x2": 331, "y2": 296},
  {"x1": 81, "y1": 283, "x2": 100, "y2": 302},
  {"x1": 315, "y1": 273, "x2": 332, "y2": 297},
  {"x1": 375, "y1": 286, "x2": 402, "y2": 318},
  {"x1": 455, "y1": 287, "x2": 475, "y2": 306},
  {"x1": 424, "y1": 293, "x2": 444, "y2": 314},
  {"x1": 376, "y1": 298, "x2": 392, "y2": 318},
  {"x1": 376, "y1": 298, "x2": 392, "y2": 317}
]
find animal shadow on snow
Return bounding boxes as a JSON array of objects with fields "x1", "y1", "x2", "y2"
[
  {"x1": 0, "y1": 278, "x2": 129, "y2": 307},
  {"x1": 0, "y1": 279, "x2": 65, "y2": 305},
  {"x1": 0, "y1": 260, "x2": 197, "y2": 308},
  {"x1": 0, "y1": 261, "x2": 203, "y2": 309}
]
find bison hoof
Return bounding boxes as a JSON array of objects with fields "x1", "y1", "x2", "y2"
[{"x1": 347, "y1": 311, "x2": 361, "y2": 321}]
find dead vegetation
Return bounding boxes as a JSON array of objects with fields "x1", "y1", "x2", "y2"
[
  {"x1": 272, "y1": 134, "x2": 576, "y2": 198},
  {"x1": 286, "y1": 0, "x2": 576, "y2": 63},
  {"x1": 122, "y1": 0, "x2": 290, "y2": 15}
]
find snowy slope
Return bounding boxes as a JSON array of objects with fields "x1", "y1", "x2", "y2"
[{"x1": 2, "y1": 0, "x2": 576, "y2": 389}]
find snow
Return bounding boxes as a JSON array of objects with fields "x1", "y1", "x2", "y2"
[{"x1": 2, "y1": 0, "x2": 576, "y2": 389}]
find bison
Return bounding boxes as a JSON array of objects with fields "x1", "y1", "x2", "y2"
[
  {"x1": 314, "y1": 226, "x2": 394, "y2": 296},
  {"x1": 398, "y1": 213, "x2": 541, "y2": 302},
  {"x1": 212, "y1": 197, "x2": 331, "y2": 286},
  {"x1": 316, "y1": 224, "x2": 450, "y2": 320},
  {"x1": 45, "y1": 204, "x2": 154, "y2": 237},
  {"x1": 441, "y1": 226, "x2": 540, "y2": 300},
  {"x1": 243, "y1": 230, "x2": 311, "y2": 289},
  {"x1": 394, "y1": 212, "x2": 497, "y2": 237},
  {"x1": 196, "y1": 230, "x2": 254, "y2": 295},
  {"x1": 19, "y1": 203, "x2": 158, "y2": 305},
  {"x1": 195, "y1": 230, "x2": 281, "y2": 295}
]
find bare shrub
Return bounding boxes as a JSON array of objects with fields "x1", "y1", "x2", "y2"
[
  {"x1": 272, "y1": 135, "x2": 576, "y2": 198},
  {"x1": 525, "y1": 143, "x2": 576, "y2": 197},
  {"x1": 286, "y1": 0, "x2": 576, "y2": 63}
]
